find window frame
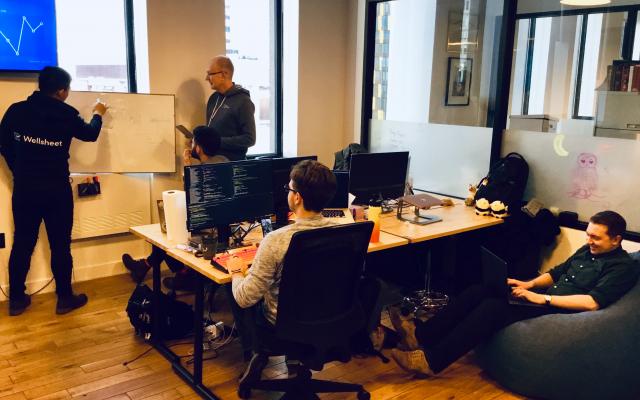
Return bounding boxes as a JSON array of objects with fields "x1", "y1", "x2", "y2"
[
  {"x1": 516, "y1": 6, "x2": 640, "y2": 121},
  {"x1": 224, "y1": 0, "x2": 283, "y2": 159}
]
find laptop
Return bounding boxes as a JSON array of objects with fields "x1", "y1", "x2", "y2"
[
  {"x1": 321, "y1": 171, "x2": 354, "y2": 224},
  {"x1": 480, "y1": 246, "x2": 545, "y2": 307}
]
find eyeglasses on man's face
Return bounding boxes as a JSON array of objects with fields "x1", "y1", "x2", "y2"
[
  {"x1": 283, "y1": 184, "x2": 299, "y2": 195},
  {"x1": 206, "y1": 71, "x2": 223, "y2": 78}
]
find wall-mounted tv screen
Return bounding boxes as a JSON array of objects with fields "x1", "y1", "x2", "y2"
[{"x1": 0, "y1": 0, "x2": 57, "y2": 72}]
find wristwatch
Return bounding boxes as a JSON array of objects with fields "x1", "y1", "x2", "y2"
[{"x1": 544, "y1": 294, "x2": 552, "y2": 306}]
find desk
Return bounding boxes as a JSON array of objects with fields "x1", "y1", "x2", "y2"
[
  {"x1": 380, "y1": 202, "x2": 503, "y2": 243},
  {"x1": 129, "y1": 223, "x2": 408, "y2": 400}
]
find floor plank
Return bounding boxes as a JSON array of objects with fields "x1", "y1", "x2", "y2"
[{"x1": 0, "y1": 273, "x2": 522, "y2": 399}]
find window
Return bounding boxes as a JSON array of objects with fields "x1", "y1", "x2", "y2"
[
  {"x1": 574, "y1": 14, "x2": 603, "y2": 118},
  {"x1": 55, "y1": 0, "x2": 148, "y2": 93},
  {"x1": 224, "y1": 0, "x2": 281, "y2": 156}
]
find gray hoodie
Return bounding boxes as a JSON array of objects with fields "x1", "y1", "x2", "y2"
[{"x1": 206, "y1": 84, "x2": 256, "y2": 161}]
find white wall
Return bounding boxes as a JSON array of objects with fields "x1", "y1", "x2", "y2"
[{"x1": 0, "y1": 0, "x2": 359, "y2": 299}]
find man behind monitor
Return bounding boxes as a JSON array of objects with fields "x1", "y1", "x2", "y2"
[
  {"x1": 121, "y1": 126, "x2": 228, "y2": 289},
  {"x1": 389, "y1": 210, "x2": 639, "y2": 376}
]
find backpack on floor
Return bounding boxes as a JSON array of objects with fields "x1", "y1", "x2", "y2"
[
  {"x1": 474, "y1": 152, "x2": 529, "y2": 214},
  {"x1": 126, "y1": 284, "x2": 194, "y2": 341}
]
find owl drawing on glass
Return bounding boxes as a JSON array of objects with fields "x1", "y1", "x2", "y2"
[{"x1": 568, "y1": 152, "x2": 598, "y2": 199}]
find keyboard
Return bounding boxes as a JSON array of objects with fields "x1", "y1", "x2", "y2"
[
  {"x1": 211, "y1": 246, "x2": 258, "y2": 273},
  {"x1": 322, "y1": 209, "x2": 346, "y2": 218}
]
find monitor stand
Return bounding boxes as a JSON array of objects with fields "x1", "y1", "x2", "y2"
[
  {"x1": 398, "y1": 210, "x2": 442, "y2": 225},
  {"x1": 216, "y1": 224, "x2": 231, "y2": 251},
  {"x1": 396, "y1": 198, "x2": 442, "y2": 226}
]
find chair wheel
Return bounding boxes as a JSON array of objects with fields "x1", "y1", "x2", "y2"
[
  {"x1": 357, "y1": 390, "x2": 370, "y2": 400},
  {"x1": 238, "y1": 385, "x2": 251, "y2": 399}
]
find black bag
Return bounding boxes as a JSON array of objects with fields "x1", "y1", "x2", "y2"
[
  {"x1": 126, "y1": 284, "x2": 194, "y2": 341},
  {"x1": 475, "y1": 152, "x2": 529, "y2": 212},
  {"x1": 333, "y1": 143, "x2": 367, "y2": 171}
]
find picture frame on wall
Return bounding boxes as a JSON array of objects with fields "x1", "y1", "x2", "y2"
[{"x1": 445, "y1": 57, "x2": 472, "y2": 106}]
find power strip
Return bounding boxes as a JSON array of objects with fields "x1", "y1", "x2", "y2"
[{"x1": 204, "y1": 321, "x2": 225, "y2": 342}]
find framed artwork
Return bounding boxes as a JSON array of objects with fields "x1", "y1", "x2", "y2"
[{"x1": 445, "y1": 57, "x2": 472, "y2": 106}]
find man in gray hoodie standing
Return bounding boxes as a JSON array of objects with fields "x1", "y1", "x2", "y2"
[{"x1": 205, "y1": 56, "x2": 256, "y2": 161}]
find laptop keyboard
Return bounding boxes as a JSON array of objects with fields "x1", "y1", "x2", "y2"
[{"x1": 322, "y1": 209, "x2": 346, "y2": 218}]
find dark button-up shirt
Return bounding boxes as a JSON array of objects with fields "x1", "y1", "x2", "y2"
[{"x1": 547, "y1": 245, "x2": 639, "y2": 308}]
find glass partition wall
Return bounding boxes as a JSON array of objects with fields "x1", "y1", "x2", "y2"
[
  {"x1": 362, "y1": 0, "x2": 505, "y2": 198},
  {"x1": 505, "y1": 1, "x2": 640, "y2": 234}
]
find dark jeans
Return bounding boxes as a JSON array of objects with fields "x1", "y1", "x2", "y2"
[
  {"x1": 415, "y1": 284, "x2": 562, "y2": 374},
  {"x1": 147, "y1": 245, "x2": 185, "y2": 273},
  {"x1": 224, "y1": 283, "x2": 259, "y2": 353},
  {"x1": 9, "y1": 182, "x2": 74, "y2": 298}
]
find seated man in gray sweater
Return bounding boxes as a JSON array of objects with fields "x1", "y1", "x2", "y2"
[{"x1": 224, "y1": 159, "x2": 337, "y2": 325}]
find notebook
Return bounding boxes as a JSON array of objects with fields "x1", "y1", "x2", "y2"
[
  {"x1": 480, "y1": 246, "x2": 545, "y2": 307},
  {"x1": 321, "y1": 171, "x2": 354, "y2": 224}
]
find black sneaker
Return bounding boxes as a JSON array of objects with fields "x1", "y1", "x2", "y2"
[
  {"x1": 56, "y1": 293, "x2": 88, "y2": 315},
  {"x1": 9, "y1": 294, "x2": 31, "y2": 316},
  {"x1": 122, "y1": 254, "x2": 150, "y2": 283}
]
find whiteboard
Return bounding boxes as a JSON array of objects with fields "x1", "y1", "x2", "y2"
[
  {"x1": 67, "y1": 91, "x2": 176, "y2": 173},
  {"x1": 503, "y1": 129, "x2": 640, "y2": 232}
]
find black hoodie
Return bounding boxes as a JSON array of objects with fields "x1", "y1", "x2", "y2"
[
  {"x1": 0, "y1": 91, "x2": 102, "y2": 184},
  {"x1": 206, "y1": 84, "x2": 256, "y2": 161}
]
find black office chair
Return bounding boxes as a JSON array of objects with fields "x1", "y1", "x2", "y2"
[{"x1": 238, "y1": 221, "x2": 374, "y2": 400}]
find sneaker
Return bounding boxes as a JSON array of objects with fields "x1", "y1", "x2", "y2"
[
  {"x1": 369, "y1": 325, "x2": 386, "y2": 352},
  {"x1": 239, "y1": 353, "x2": 268, "y2": 385},
  {"x1": 56, "y1": 293, "x2": 88, "y2": 315},
  {"x1": 391, "y1": 348, "x2": 431, "y2": 377},
  {"x1": 9, "y1": 294, "x2": 31, "y2": 316},
  {"x1": 122, "y1": 254, "x2": 150, "y2": 283},
  {"x1": 163, "y1": 272, "x2": 195, "y2": 292},
  {"x1": 388, "y1": 306, "x2": 419, "y2": 351}
]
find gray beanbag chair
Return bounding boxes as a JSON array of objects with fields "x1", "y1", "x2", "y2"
[{"x1": 476, "y1": 275, "x2": 640, "y2": 400}]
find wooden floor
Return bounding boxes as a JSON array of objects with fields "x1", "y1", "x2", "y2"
[{"x1": 0, "y1": 273, "x2": 523, "y2": 400}]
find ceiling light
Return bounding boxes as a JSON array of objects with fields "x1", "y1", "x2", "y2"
[{"x1": 560, "y1": 0, "x2": 611, "y2": 6}]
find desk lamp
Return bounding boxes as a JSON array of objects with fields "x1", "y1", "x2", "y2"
[{"x1": 396, "y1": 194, "x2": 443, "y2": 225}]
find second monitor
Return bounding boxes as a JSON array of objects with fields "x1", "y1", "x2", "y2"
[{"x1": 349, "y1": 151, "x2": 409, "y2": 205}]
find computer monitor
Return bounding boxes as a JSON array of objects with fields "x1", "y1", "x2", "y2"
[
  {"x1": 270, "y1": 156, "x2": 318, "y2": 226},
  {"x1": 184, "y1": 160, "x2": 274, "y2": 231},
  {"x1": 326, "y1": 171, "x2": 349, "y2": 208},
  {"x1": 349, "y1": 151, "x2": 409, "y2": 205}
]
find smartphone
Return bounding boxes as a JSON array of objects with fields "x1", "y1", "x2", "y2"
[
  {"x1": 260, "y1": 218, "x2": 273, "y2": 237},
  {"x1": 175, "y1": 124, "x2": 193, "y2": 139}
]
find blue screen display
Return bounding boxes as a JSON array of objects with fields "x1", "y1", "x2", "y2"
[{"x1": 0, "y1": 0, "x2": 57, "y2": 72}]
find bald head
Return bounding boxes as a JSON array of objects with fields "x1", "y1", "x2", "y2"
[
  {"x1": 211, "y1": 56, "x2": 234, "y2": 78},
  {"x1": 206, "y1": 56, "x2": 235, "y2": 93}
]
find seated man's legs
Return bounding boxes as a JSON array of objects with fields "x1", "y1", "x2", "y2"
[
  {"x1": 223, "y1": 283, "x2": 257, "y2": 360},
  {"x1": 123, "y1": 246, "x2": 196, "y2": 290},
  {"x1": 122, "y1": 245, "x2": 165, "y2": 283},
  {"x1": 391, "y1": 284, "x2": 554, "y2": 375}
]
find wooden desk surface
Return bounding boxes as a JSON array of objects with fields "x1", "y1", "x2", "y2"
[
  {"x1": 130, "y1": 223, "x2": 409, "y2": 284},
  {"x1": 380, "y1": 202, "x2": 503, "y2": 243}
]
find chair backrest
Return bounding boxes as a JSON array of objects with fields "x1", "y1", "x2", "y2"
[{"x1": 274, "y1": 221, "x2": 374, "y2": 362}]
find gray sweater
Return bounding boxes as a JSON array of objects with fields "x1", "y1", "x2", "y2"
[
  {"x1": 231, "y1": 215, "x2": 337, "y2": 325},
  {"x1": 206, "y1": 84, "x2": 256, "y2": 161}
]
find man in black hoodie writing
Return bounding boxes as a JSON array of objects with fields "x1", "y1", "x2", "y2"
[
  {"x1": 0, "y1": 66, "x2": 108, "y2": 316},
  {"x1": 205, "y1": 56, "x2": 256, "y2": 161}
]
